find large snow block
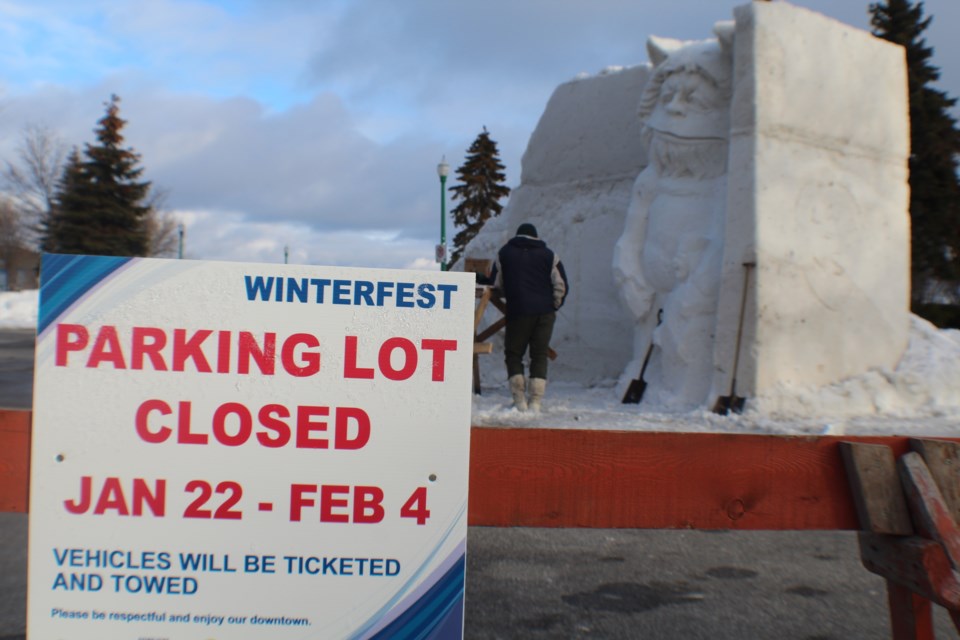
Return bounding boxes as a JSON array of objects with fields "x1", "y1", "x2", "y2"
[
  {"x1": 712, "y1": 2, "x2": 911, "y2": 404},
  {"x1": 464, "y1": 65, "x2": 651, "y2": 385}
]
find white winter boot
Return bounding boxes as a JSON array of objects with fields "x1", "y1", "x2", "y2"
[
  {"x1": 509, "y1": 374, "x2": 528, "y2": 411},
  {"x1": 528, "y1": 378, "x2": 547, "y2": 413}
]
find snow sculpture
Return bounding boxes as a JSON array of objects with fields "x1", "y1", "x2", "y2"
[
  {"x1": 613, "y1": 24, "x2": 735, "y2": 408},
  {"x1": 711, "y1": 2, "x2": 910, "y2": 410},
  {"x1": 466, "y1": 1, "x2": 911, "y2": 415},
  {"x1": 463, "y1": 65, "x2": 650, "y2": 385}
]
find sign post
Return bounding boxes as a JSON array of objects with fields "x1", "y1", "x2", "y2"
[{"x1": 28, "y1": 254, "x2": 475, "y2": 639}]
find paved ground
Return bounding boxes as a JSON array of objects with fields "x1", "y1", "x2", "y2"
[
  {"x1": 0, "y1": 329, "x2": 34, "y2": 411},
  {"x1": 2, "y1": 328, "x2": 958, "y2": 639}
]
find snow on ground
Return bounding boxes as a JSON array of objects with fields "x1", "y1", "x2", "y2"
[
  {"x1": 3, "y1": 289, "x2": 959, "y2": 436},
  {"x1": 0, "y1": 290, "x2": 38, "y2": 329}
]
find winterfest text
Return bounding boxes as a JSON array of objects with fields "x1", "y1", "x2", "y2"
[{"x1": 244, "y1": 275, "x2": 458, "y2": 309}]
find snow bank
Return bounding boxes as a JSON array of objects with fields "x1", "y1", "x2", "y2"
[{"x1": 0, "y1": 290, "x2": 38, "y2": 329}]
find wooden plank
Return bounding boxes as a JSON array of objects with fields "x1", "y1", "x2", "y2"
[
  {"x1": 474, "y1": 286, "x2": 491, "y2": 329},
  {"x1": 3, "y1": 409, "x2": 955, "y2": 530},
  {"x1": 910, "y1": 438, "x2": 960, "y2": 523},
  {"x1": 899, "y1": 452, "x2": 960, "y2": 571},
  {"x1": 475, "y1": 317, "x2": 506, "y2": 343},
  {"x1": 887, "y1": 581, "x2": 935, "y2": 640},
  {"x1": 859, "y1": 533, "x2": 960, "y2": 610},
  {"x1": 468, "y1": 428, "x2": 930, "y2": 530},
  {"x1": 473, "y1": 343, "x2": 493, "y2": 354},
  {"x1": 840, "y1": 442, "x2": 913, "y2": 535},
  {"x1": 0, "y1": 410, "x2": 30, "y2": 513}
]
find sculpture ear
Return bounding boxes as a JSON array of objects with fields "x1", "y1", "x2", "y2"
[
  {"x1": 647, "y1": 36, "x2": 684, "y2": 67},
  {"x1": 714, "y1": 21, "x2": 735, "y2": 57}
]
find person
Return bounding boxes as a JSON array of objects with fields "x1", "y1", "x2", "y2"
[{"x1": 487, "y1": 223, "x2": 569, "y2": 412}]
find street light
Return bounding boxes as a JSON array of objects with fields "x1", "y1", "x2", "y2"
[{"x1": 437, "y1": 157, "x2": 450, "y2": 271}]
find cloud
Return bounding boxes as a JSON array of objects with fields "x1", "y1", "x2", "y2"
[
  {"x1": 1, "y1": 0, "x2": 958, "y2": 271},
  {"x1": 175, "y1": 207, "x2": 440, "y2": 270}
]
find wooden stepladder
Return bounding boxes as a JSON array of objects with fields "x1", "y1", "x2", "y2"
[
  {"x1": 842, "y1": 439, "x2": 960, "y2": 639},
  {"x1": 466, "y1": 259, "x2": 496, "y2": 395}
]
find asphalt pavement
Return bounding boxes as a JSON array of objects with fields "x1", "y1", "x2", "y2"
[{"x1": 1, "y1": 328, "x2": 957, "y2": 639}]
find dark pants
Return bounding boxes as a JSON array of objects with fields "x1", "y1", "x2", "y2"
[{"x1": 504, "y1": 312, "x2": 556, "y2": 379}]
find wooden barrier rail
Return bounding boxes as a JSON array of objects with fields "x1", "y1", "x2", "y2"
[
  {"x1": 8, "y1": 408, "x2": 960, "y2": 637},
  {"x1": 0, "y1": 408, "x2": 927, "y2": 529}
]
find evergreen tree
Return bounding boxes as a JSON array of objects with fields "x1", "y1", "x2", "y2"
[
  {"x1": 871, "y1": 0, "x2": 960, "y2": 309},
  {"x1": 449, "y1": 127, "x2": 511, "y2": 267},
  {"x1": 43, "y1": 95, "x2": 152, "y2": 256}
]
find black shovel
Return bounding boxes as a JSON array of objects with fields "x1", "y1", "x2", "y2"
[
  {"x1": 712, "y1": 263, "x2": 755, "y2": 415},
  {"x1": 622, "y1": 308, "x2": 662, "y2": 404}
]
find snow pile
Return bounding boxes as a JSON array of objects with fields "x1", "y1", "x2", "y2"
[
  {"x1": 471, "y1": 314, "x2": 960, "y2": 434},
  {"x1": 0, "y1": 290, "x2": 38, "y2": 329},
  {"x1": 750, "y1": 316, "x2": 960, "y2": 419}
]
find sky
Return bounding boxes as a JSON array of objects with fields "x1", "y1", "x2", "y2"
[{"x1": 1, "y1": 0, "x2": 958, "y2": 271}]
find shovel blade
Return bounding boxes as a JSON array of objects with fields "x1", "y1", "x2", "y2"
[
  {"x1": 622, "y1": 379, "x2": 647, "y2": 404},
  {"x1": 712, "y1": 394, "x2": 746, "y2": 415}
]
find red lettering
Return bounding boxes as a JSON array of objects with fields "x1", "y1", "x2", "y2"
[
  {"x1": 238, "y1": 332, "x2": 275, "y2": 375},
  {"x1": 281, "y1": 333, "x2": 320, "y2": 377},
  {"x1": 421, "y1": 339, "x2": 457, "y2": 381},
  {"x1": 131, "y1": 327, "x2": 167, "y2": 370},
  {"x1": 55, "y1": 323, "x2": 89, "y2": 367},
  {"x1": 136, "y1": 399, "x2": 173, "y2": 443},
  {"x1": 177, "y1": 401, "x2": 208, "y2": 445},
  {"x1": 335, "y1": 407, "x2": 370, "y2": 449},
  {"x1": 353, "y1": 486, "x2": 385, "y2": 523},
  {"x1": 131, "y1": 478, "x2": 166, "y2": 517},
  {"x1": 172, "y1": 329, "x2": 212, "y2": 372},
  {"x1": 320, "y1": 485, "x2": 350, "y2": 523},
  {"x1": 86, "y1": 326, "x2": 127, "y2": 369},
  {"x1": 216, "y1": 330, "x2": 231, "y2": 374},
  {"x1": 64, "y1": 476, "x2": 92, "y2": 514},
  {"x1": 136, "y1": 400, "x2": 368, "y2": 451},
  {"x1": 94, "y1": 477, "x2": 129, "y2": 515},
  {"x1": 257, "y1": 404, "x2": 291, "y2": 447},
  {"x1": 296, "y1": 406, "x2": 330, "y2": 449},
  {"x1": 378, "y1": 337, "x2": 417, "y2": 381},
  {"x1": 212, "y1": 402, "x2": 252, "y2": 446},
  {"x1": 343, "y1": 335, "x2": 374, "y2": 379},
  {"x1": 290, "y1": 484, "x2": 315, "y2": 522}
]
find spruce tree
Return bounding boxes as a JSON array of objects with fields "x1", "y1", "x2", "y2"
[
  {"x1": 870, "y1": 0, "x2": 960, "y2": 312},
  {"x1": 43, "y1": 95, "x2": 152, "y2": 256},
  {"x1": 449, "y1": 127, "x2": 511, "y2": 267}
]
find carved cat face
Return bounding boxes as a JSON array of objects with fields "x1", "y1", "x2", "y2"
[{"x1": 638, "y1": 22, "x2": 734, "y2": 141}]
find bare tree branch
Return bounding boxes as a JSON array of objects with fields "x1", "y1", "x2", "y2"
[{"x1": 2, "y1": 123, "x2": 68, "y2": 246}]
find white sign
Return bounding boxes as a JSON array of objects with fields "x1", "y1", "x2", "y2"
[{"x1": 28, "y1": 254, "x2": 475, "y2": 639}]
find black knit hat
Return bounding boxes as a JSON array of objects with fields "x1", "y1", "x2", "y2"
[{"x1": 516, "y1": 223, "x2": 538, "y2": 238}]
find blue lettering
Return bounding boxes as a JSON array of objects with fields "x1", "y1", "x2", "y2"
[
  {"x1": 437, "y1": 284, "x2": 457, "y2": 309},
  {"x1": 310, "y1": 278, "x2": 331, "y2": 302},
  {"x1": 287, "y1": 278, "x2": 308, "y2": 302},
  {"x1": 333, "y1": 280, "x2": 351, "y2": 304},
  {"x1": 416, "y1": 283, "x2": 436, "y2": 309},
  {"x1": 323, "y1": 557, "x2": 337, "y2": 575},
  {"x1": 244, "y1": 276, "x2": 274, "y2": 301},
  {"x1": 354, "y1": 280, "x2": 374, "y2": 305},
  {"x1": 376, "y1": 281, "x2": 394, "y2": 306},
  {"x1": 396, "y1": 282, "x2": 414, "y2": 308}
]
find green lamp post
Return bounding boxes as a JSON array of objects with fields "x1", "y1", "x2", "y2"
[{"x1": 437, "y1": 157, "x2": 450, "y2": 271}]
